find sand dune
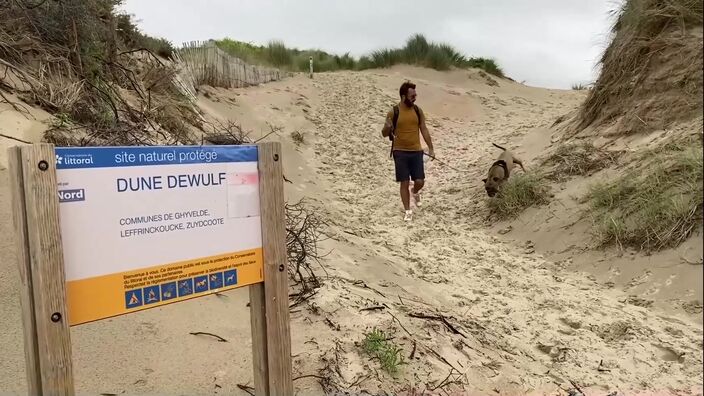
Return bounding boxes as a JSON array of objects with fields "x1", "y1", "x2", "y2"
[{"x1": 0, "y1": 66, "x2": 701, "y2": 395}]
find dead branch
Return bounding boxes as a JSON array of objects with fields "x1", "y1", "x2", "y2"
[
  {"x1": 409, "y1": 340, "x2": 417, "y2": 360},
  {"x1": 569, "y1": 379, "x2": 586, "y2": 395},
  {"x1": 408, "y1": 312, "x2": 467, "y2": 338},
  {"x1": 350, "y1": 279, "x2": 387, "y2": 298},
  {"x1": 388, "y1": 311, "x2": 413, "y2": 337},
  {"x1": 189, "y1": 331, "x2": 228, "y2": 342},
  {"x1": 202, "y1": 119, "x2": 251, "y2": 145},
  {"x1": 83, "y1": 79, "x2": 119, "y2": 122},
  {"x1": 117, "y1": 47, "x2": 165, "y2": 66},
  {"x1": 289, "y1": 289, "x2": 319, "y2": 309},
  {"x1": 236, "y1": 384, "x2": 255, "y2": 396},
  {"x1": 429, "y1": 368, "x2": 466, "y2": 392},
  {"x1": 254, "y1": 122, "x2": 283, "y2": 143},
  {"x1": 324, "y1": 317, "x2": 340, "y2": 331},
  {"x1": 360, "y1": 305, "x2": 386, "y2": 312},
  {"x1": 0, "y1": 88, "x2": 34, "y2": 118},
  {"x1": 286, "y1": 199, "x2": 328, "y2": 300},
  {"x1": 293, "y1": 374, "x2": 328, "y2": 381},
  {"x1": 0, "y1": 58, "x2": 39, "y2": 91},
  {"x1": 430, "y1": 348, "x2": 461, "y2": 372},
  {"x1": 0, "y1": 132, "x2": 31, "y2": 144},
  {"x1": 597, "y1": 359, "x2": 611, "y2": 372}
]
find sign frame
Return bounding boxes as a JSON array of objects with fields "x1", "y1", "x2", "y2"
[{"x1": 8, "y1": 142, "x2": 293, "y2": 396}]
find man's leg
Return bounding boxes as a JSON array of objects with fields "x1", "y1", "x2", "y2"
[
  {"x1": 409, "y1": 151, "x2": 426, "y2": 206},
  {"x1": 393, "y1": 151, "x2": 412, "y2": 213},
  {"x1": 412, "y1": 179, "x2": 425, "y2": 193},
  {"x1": 400, "y1": 181, "x2": 411, "y2": 210}
]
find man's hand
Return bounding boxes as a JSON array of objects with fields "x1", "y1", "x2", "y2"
[
  {"x1": 427, "y1": 148, "x2": 435, "y2": 160},
  {"x1": 381, "y1": 117, "x2": 394, "y2": 138}
]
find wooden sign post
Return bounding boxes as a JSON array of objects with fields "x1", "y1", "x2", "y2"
[{"x1": 8, "y1": 142, "x2": 292, "y2": 396}]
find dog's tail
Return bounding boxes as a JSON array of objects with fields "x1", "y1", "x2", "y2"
[{"x1": 492, "y1": 143, "x2": 506, "y2": 151}]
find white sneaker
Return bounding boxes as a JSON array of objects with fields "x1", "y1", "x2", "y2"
[{"x1": 403, "y1": 210, "x2": 413, "y2": 222}]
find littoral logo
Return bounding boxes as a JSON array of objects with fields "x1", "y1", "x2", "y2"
[
  {"x1": 58, "y1": 189, "x2": 85, "y2": 203},
  {"x1": 55, "y1": 153, "x2": 93, "y2": 166}
]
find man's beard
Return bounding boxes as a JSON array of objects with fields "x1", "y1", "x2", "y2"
[{"x1": 403, "y1": 98, "x2": 414, "y2": 106}]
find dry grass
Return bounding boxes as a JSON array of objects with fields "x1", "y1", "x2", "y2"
[
  {"x1": 1, "y1": 0, "x2": 203, "y2": 147},
  {"x1": 488, "y1": 173, "x2": 551, "y2": 219},
  {"x1": 201, "y1": 119, "x2": 251, "y2": 145},
  {"x1": 542, "y1": 142, "x2": 620, "y2": 181},
  {"x1": 585, "y1": 138, "x2": 703, "y2": 252},
  {"x1": 577, "y1": 0, "x2": 703, "y2": 134}
]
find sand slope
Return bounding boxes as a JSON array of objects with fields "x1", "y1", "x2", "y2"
[{"x1": 0, "y1": 66, "x2": 702, "y2": 395}]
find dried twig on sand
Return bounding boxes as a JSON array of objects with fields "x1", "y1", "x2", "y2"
[
  {"x1": 236, "y1": 384, "x2": 255, "y2": 396},
  {"x1": 429, "y1": 368, "x2": 467, "y2": 392},
  {"x1": 0, "y1": 88, "x2": 34, "y2": 118},
  {"x1": 569, "y1": 379, "x2": 586, "y2": 396},
  {"x1": 188, "y1": 331, "x2": 228, "y2": 343},
  {"x1": 254, "y1": 122, "x2": 283, "y2": 143},
  {"x1": 0, "y1": 132, "x2": 31, "y2": 144},
  {"x1": 360, "y1": 305, "x2": 386, "y2": 312},
  {"x1": 408, "y1": 312, "x2": 467, "y2": 338},
  {"x1": 202, "y1": 119, "x2": 251, "y2": 145}
]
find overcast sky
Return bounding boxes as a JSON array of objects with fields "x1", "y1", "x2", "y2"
[{"x1": 119, "y1": 0, "x2": 623, "y2": 89}]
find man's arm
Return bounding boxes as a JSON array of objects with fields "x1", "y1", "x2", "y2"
[
  {"x1": 419, "y1": 109, "x2": 434, "y2": 157},
  {"x1": 381, "y1": 111, "x2": 393, "y2": 137}
]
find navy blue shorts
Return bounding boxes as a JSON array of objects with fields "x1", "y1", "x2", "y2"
[{"x1": 392, "y1": 150, "x2": 424, "y2": 182}]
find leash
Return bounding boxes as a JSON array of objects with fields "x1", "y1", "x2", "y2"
[{"x1": 423, "y1": 152, "x2": 464, "y2": 173}]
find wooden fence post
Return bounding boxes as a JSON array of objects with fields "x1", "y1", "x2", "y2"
[
  {"x1": 8, "y1": 143, "x2": 74, "y2": 396},
  {"x1": 254, "y1": 142, "x2": 293, "y2": 395},
  {"x1": 249, "y1": 284, "x2": 269, "y2": 396}
]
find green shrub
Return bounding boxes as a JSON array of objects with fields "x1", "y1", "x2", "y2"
[
  {"x1": 212, "y1": 33, "x2": 507, "y2": 77},
  {"x1": 424, "y1": 45, "x2": 452, "y2": 71},
  {"x1": 266, "y1": 40, "x2": 292, "y2": 68},
  {"x1": 403, "y1": 34, "x2": 431, "y2": 63},
  {"x1": 465, "y1": 57, "x2": 504, "y2": 78},
  {"x1": 362, "y1": 329, "x2": 405, "y2": 376}
]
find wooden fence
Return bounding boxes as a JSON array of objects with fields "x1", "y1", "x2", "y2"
[{"x1": 174, "y1": 40, "x2": 287, "y2": 90}]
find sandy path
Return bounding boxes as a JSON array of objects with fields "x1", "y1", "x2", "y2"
[
  {"x1": 0, "y1": 68, "x2": 701, "y2": 395},
  {"x1": 291, "y1": 69, "x2": 704, "y2": 394}
]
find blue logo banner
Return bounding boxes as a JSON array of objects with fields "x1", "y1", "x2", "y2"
[{"x1": 55, "y1": 145, "x2": 259, "y2": 169}]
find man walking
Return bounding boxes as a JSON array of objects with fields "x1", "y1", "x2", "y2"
[{"x1": 381, "y1": 81, "x2": 435, "y2": 221}]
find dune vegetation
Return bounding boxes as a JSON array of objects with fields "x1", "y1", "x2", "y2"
[{"x1": 215, "y1": 33, "x2": 504, "y2": 77}]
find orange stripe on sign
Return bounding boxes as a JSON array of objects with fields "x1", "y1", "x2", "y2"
[{"x1": 65, "y1": 248, "x2": 263, "y2": 326}]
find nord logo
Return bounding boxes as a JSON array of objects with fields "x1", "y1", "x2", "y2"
[{"x1": 58, "y1": 189, "x2": 85, "y2": 203}]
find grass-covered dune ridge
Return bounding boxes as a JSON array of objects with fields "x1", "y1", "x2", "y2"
[{"x1": 215, "y1": 33, "x2": 505, "y2": 77}]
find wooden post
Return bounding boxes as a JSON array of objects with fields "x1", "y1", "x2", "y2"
[
  {"x1": 249, "y1": 284, "x2": 269, "y2": 396},
  {"x1": 8, "y1": 143, "x2": 74, "y2": 396},
  {"x1": 254, "y1": 142, "x2": 293, "y2": 395}
]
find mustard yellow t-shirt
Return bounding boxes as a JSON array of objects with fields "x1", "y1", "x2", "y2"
[{"x1": 386, "y1": 104, "x2": 424, "y2": 151}]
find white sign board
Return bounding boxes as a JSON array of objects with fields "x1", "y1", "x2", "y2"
[{"x1": 55, "y1": 145, "x2": 264, "y2": 325}]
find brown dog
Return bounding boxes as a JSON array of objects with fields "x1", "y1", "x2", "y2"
[{"x1": 483, "y1": 143, "x2": 525, "y2": 197}]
